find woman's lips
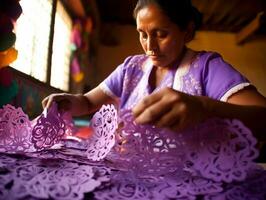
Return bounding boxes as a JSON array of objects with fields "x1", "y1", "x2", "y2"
[{"x1": 150, "y1": 55, "x2": 162, "y2": 59}]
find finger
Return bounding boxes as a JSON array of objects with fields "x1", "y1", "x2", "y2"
[
  {"x1": 132, "y1": 91, "x2": 164, "y2": 118},
  {"x1": 43, "y1": 93, "x2": 65, "y2": 110},
  {"x1": 154, "y1": 103, "x2": 189, "y2": 132},
  {"x1": 169, "y1": 117, "x2": 188, "y2": 132},
  {"x1": 153, "y1": 109, "x2": 179, "y2": 128},
  {"x1": 42, "y1": 97, "x2": 48, "y2": 109},
  {"x1": 134, "y1": 97, "x2": 172, "y2": 125},
  {"x1": 46, "y1": 95, "x2": 55, "y2": 110},
  {"x1": 57, "y1": 99, "x2": 71, "y2": 112}
]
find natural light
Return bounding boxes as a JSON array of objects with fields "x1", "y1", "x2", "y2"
[
  {"x1": 51, "y1": 1, "x2": 72, "y2": 91},
  {"x1": 12, "y1": 0, "x2": 52, "y2": 82},
  {"x1": 12, "y1": 0, "x2": 72, "y2": 91}
]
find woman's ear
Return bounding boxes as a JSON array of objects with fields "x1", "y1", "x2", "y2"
[{"x1": 184, "y1": 21, "x2": 195, "y2": 43}]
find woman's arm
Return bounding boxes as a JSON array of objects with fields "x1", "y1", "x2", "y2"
[
  {"x1": 42, "y1": 86, "x2": 115, "y2": 116},
  {"x1": 203, "y1": 86, "x2": 266, "y2": 140},
  {"x1": 132, "y1": 87, "x2": 266, "y2": 141}
]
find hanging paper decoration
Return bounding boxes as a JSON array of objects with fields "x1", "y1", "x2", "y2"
[
  {"x1": 0, "y1": 0, "x2": 22, "y2": 107},
  {"x1": 0, "y1": 32, "x2": 16, "y2": 52},
  {"x1": 71, "y1": 21, "x2": 82, "y2": 49},
  {"x1": 0, "y1": 47, "x2": 18, "y2": 68},
  {"x1": 71, "y1": 56, "x2": 84, "y2": 83},
  {"x1": 0, "y1": 0, "x2": 23, "y2": 21},
  {"x1": 0, "y1": 13, "x2": 14, "y2": 33},
  {"x1": 70, "y1": 18, "x2": 93, "y2": 84},
  {"x1": 85, "y1": 17, "x2": 93, "y2": 34}
]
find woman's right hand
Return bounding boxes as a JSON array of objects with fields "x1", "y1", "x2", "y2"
[{"x1": 42, "y1": 93, "x2": 89, "y2": 116}]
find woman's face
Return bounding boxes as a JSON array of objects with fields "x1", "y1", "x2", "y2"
[{"x1": 136, "y1": 4, "x2": 188, "y2": 68}]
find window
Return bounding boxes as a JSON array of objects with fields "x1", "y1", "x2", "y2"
[
  {"x1": 12, "y1": 0, "x2": 72, "y2": 91},
  {"x1": 51, "y1": 1, "x2": 72, "y2": 91}
]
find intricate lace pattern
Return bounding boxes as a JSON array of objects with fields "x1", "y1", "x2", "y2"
[
  {"x1": 94, "y1": 170, "x2": 223, "y2": 200},
  {"x1": 0, "y1": 103, "x2": 264, "y2": 200},
  {"x1": 0, "y1": 104, "x2": 68, "y2": 152},
  {"x1": 205, "y1": 167, "x2": 266, "y2": 200},
  {"x1": 0, "y1": 153, "x2": 110, "y2": 200},
  {"x1": 0, "y1": 104, "x2": 32, "y2": 152},
  {"x1": 186, "y1": 119, "x2": 259, "y2": 183},
  {"x1": 86, "y1": 105, "x2": 117, "y2": 161},
  {"x1": 108, "y1": 110, "x2": 258, "y2": 183},
  {"x1": 31, "y1": 104, "x2": 66, "y2": 150}
]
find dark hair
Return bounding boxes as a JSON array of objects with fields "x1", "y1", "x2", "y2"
[{"x1": 133, "y1": 0, "x2": 202, "y2": 31}]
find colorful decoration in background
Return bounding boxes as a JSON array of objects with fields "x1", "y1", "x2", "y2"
[
  {"x1": 70, "y1": 17, "x2": 93, "y2": 83},
  {"x1": 0, "y1": 0, "x2": 22, "y2": 107}
]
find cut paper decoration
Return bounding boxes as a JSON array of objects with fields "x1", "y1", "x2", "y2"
[
  {"x1": 0, "y1": 0, "x2": 23, "y2": 21},
  {"x1": 0, "y1": 153, "x2": 110, "y2": 200},
  {"x1": 94, "y1": 170, "x2": 224, "y2": 200},
  {"x1": 0, "y1": 47, "x2": 18, "y2": 68},
  {"x1": 0, "y1": 32, "x2": 16, "y2": 51},
  {"x1": 71, "y1": 56, "x2": 84, "y2": 83},
  {"x1": 0, "y1": 103, "x2": 260, "y2": 186},
  {"x1": 0, "y1": 104, "x2": 32, "y2": 152},
  {"x1": 105, "y1": 110, "x2": 258, "y2": 183},
  {"x1": 0, "y1": 0, "x2": 21, "y2": 108},
  {"x1": 0, "y1": 152, "x2": 265, "y2": 200},
  {"x1": 86, "y1": 104, "x2": 117, "y2": 161},
  {"x1": 31, "y1": 104, "x2": 67, "y2": 150},
  {"x1": 186, "y1": 119, "x2": 258, "y2": 183},
  {"x1": 0, "y1": 13, "x2": 14, "y2": 33},
  {"x1": 85, "y1": 17, "x2": 93, "y2": 34},
  {"x1": 0, "y1": 103, "x2": 71, "y2": 152}
]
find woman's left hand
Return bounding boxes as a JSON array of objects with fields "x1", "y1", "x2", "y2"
[{"x1": 132, "y1": 87, "x2": 208, "y2": 132}]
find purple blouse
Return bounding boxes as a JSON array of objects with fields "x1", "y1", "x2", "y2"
[{"x1": 100, "y1": 50, "x2": 250, "y2": 109}]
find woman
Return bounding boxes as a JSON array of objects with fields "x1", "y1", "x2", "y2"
[{"x1": 43, "y1": 0, "x2": 266, "y2": 141}]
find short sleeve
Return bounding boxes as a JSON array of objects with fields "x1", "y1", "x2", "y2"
[
  {"x1": 99, "y1": 56, "x2": 133, "y2": 99},
  {"x1": 202, "y1": 53, "x2": 250, "y2": 101}
]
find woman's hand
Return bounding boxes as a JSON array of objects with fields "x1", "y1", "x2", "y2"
[
  {"x1": 132, "y1": 87, "x2": 208, "y2": 131},
  {"x1": 42, "y1": 93, "x2": 89, "y2": 116}
]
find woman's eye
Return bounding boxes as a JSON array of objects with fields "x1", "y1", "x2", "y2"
[
  {"x1": 140, "y1": 32, "x2": 147, "y2": 40},
  {"x1": 157, "y1": 31, "x2": 168, "y2": 38}
]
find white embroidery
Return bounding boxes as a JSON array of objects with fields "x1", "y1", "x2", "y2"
[
  {"x1": 99, "y1": 82, "x2": 119, "y2": 101},
  {"x1": 183, "y1": 74, "x2": 202, "y2": 95},
  {"x1": 173, "y1": 49, "x2": 199, "y2": 91},
  {"x1": 220, "y1": 83, "x2": 251, "y2": 102}
]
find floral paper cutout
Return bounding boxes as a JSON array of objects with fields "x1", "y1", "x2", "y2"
[
  {"x1": 0, "y1": 104, "x2": 32, "y2": 152},
  {"x1": 0, "y1": 103, "x2": 262, "y2": 199},
  {"x1": 106, "y1": 109, "x2": 258, "y2": 183},
  {"x1": 31, "y1": 104, "x2": 66, "y2": 150},
  {"x1": 0, "y1": 153, "x2": 109, "y2": 200},
  {"x1": 186, "y1": 119, "x2": 259, "y2": 183},
  {"x1": 86, "y1": 104, "x2": 117, "y2": 161},
  {"x1": 0, "y1": 104, "x2": 68, "y2": 152}
]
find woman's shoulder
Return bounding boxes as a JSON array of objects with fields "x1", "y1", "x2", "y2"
[
  {"x1": 196, "y1": 50, "x2": 224, "y2": 62},
  {"x1": 197, "y1": 51, "x2": 225, "y2": 64},
  {"x1": 190, "y1": 50, "x2": 231, "y2": 71}
]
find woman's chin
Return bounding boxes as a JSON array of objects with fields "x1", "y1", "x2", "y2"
[{"x1": 150, "y1": 58, "x2": 168, "y2": 68}]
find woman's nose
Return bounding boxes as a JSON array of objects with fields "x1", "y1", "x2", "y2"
[{"x1": 147, "y1": 37, "x2": 157, "y2": 51}]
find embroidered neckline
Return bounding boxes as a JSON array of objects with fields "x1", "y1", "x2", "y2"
[{"x1": 173, "y1": 49, "x2": 202, "y2": 91}]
